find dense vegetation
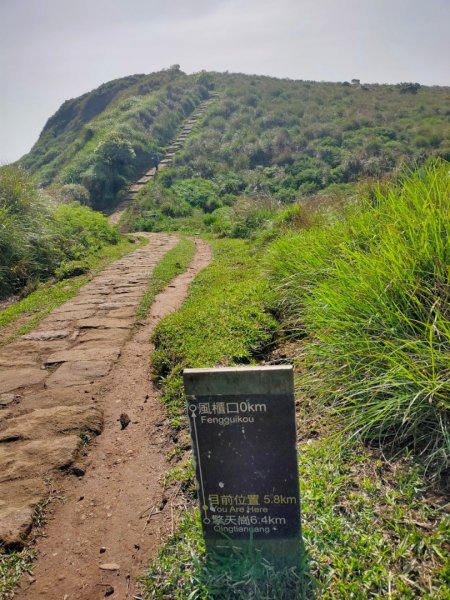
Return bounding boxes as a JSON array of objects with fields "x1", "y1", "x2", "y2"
[
  {"x1": 127, "y1": 73, "x2": 449, "y2": 234},
  {"x1": 0, "y1": 165, "x2": 120, "y2": 299},
  {"x1": 18, "y1": 69, "x2": 449, "y2": 222},
  {"x1": 267, "y1": 162, "x2": 450, "y2": 473},
  {"x1": 143, "y1": 159, "x2": 450, "y2": 474},
  {"x1": 20, "y1": 66, "x2": 211, "y2": 210}
]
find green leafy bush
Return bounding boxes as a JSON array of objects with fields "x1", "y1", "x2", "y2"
[
  {"x1": 230, "y1": 196, "x2": 278, "y2": 238},
  {"x1": 54, "y1": 260, "x2": 90, "y2": 280},
  {"x1": 52, "y1": 202, "x2": 119, "y2": 258},
  {"x1": 59, "y1": 183, "x2": 90, "y2": 205},
  {"x1": 0, "y1": 166, "x2": 120, "y2": 298},
  {"x1": 173, "y1": 178, "x2": 221, "y2": 212}
]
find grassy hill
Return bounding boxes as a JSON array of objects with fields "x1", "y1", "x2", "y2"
[
  {"x1": 18, "y1": 69, "x2": 449, "y2": 218},
  {"x1": 20, "y1": 66, "x2": 211, "y2": 210},
  {"x1": 125, "y1": 73, "x2": 450, "y2": 233}
]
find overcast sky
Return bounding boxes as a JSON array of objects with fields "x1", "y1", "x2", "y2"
[{"x1": 1, "y1": 0, "x2": 449, "y2": 163}]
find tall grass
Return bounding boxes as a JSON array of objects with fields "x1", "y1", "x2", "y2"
[{"x1": 268, "y1": 161, "x2": 450, "y2": 472}]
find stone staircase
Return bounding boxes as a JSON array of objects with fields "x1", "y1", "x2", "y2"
[{"x1": 109, "y1": 95, "x2": 217, "y2": 226}]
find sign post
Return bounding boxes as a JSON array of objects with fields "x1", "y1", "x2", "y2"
[{"x1": 183, "y1": 366, "x2": 301, "y2": 567}]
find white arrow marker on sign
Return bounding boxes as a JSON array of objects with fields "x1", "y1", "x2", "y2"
[{"x1": 189, "y1": 404, "x2": 209, "y2": 523}]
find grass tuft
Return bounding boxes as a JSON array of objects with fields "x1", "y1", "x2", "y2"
[
  {"x1": 0, "y1": 546, "x2": 36, "y2": 599},
  {"x1": 136, "y1": 237, "x2": 196, "y2": 321},
  {"x1": 141, "y1": 512, "x2": 313, "y2": 600}
]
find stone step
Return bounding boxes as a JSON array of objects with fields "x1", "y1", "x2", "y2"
[{"x1": 117, "y1": 96, "x2": 219, "y2": 213}]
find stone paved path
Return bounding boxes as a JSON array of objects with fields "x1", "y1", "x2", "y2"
[
  {"x1": 15, "y1": 237, "x2": 211, "y2": 600},
  {"x1": 0, "y1": 233, "x2": 178, "y2": 547}
]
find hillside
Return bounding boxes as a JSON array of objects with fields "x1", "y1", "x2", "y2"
[
  {"x1": 19, "y1": 69, "x2": 450, "y2": 217},
  {"x1": 20, "y1": 66, "x2": 211, "y2": 210}
]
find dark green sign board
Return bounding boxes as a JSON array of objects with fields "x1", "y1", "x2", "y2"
[{"x1": 183, "y1": 366, "x2": 301, "y2": 566}]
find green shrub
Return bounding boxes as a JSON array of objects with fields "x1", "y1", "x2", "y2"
[
  {"x1": 59, "y1": 183, "x2": 90, "y2": 205},
  {"x1": 0, "y1": 166, "x2": 120, "y2": 298},
  {"x1": 54, "y1": 260, "x2": 90, "y2": 280},
  {"x1": 230, "y1": 196, "x2": 278, "y2": 238},
  {"x1": 160, "y1": 196, "x2": 193, "y2": 218},
  {"x1": 0, "y1": 166, "x2": 56, "y2": 295},
  {"x1": 203, "y1": 206, "x2": 233, "y2": 235},
  {"x1": 173, "y1": 177, "x2": 222, "y2": 212},
  {"x1": 52, "y1": 202, "x2": 120, "y2": 258}
]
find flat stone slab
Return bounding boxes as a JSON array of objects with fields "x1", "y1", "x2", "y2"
[
  {"x1": 44, "y1": 347, "x2": 121, "y2": 365},
  {"x1": 108, "y1": 293, "x2": 142, "y2": 300},
  {"x1": 50, "y1": 309, "x2": 96, "y2": 321},
  {"x1": 0, "y1": 340, "x2": 69, "y2": 368},
  {"x1": 0, "y1": 347, "x2": 40, "y2": 368},
  {"x1": 70, "y1": 298, "x2": 106, "y2": 306},
  {"x1": 112, "y1": 287, "x2": 141, "y2": 294},
  {"x1": 0, "y1": 435, "x2": 81, "y2": 482},
  {"x1": 81, "y1": 288, "x2": 111, "y2": 296},
  {"x1": 103, "y1": 308, "x2": 136, "y2": 318},
  {"x1": 77, "y1": 329, "x2": 130, "y2": 344},
  {"x1": 45, "y1": 360, "x2": 113, "y2": 388},
  {"x1": 0, "y1": 404, "x2": 103, "y2": 441},
  {"x1": 77, "y1": 318, "x2": 134, "y2": 330},
  {"x1": 0, "y1": 478, "x2": 48, "y2": 547},
  {"x1": 0, "y1": 368, "x2": 47, "y2": 394},
  {"x1": 17, "y1": 388, "x2": 92, "y2": 411},
  {"x1": 97, "y1": 301, "x2": 136, "y2": 309},
  {"x1": 22, "y1": 329, "x2": 70, "y2": 341},
  {"x1": 0, "y1": 393, "x2": 17, "y2": 407}
]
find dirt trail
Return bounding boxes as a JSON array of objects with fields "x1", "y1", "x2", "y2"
[
  {"x1": 1, "y1": 234, "x2": 177, "y2": 548},
  {"x1": 0, "y1": 234, "x2": 211, "y2": 598}
]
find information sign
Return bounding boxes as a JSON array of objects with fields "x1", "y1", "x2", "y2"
[{"x1": 183, "y1": 366, "x2": 301, "y2": 566}]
